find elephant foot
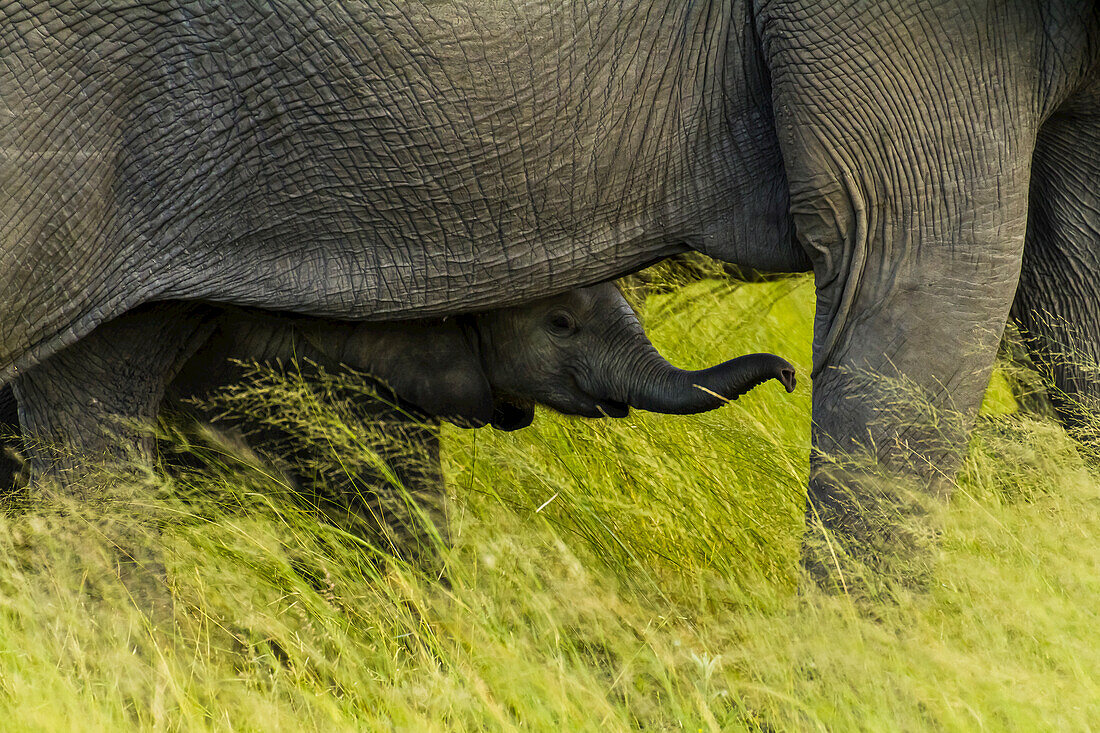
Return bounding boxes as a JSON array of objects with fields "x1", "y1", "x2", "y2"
[
  {"x1": 800, "y1": 462, "x2": 946, "y2": 600},
  {"x1": 11, "y1": 468, "x2": 178, "y2": 626},
  {"x1": 114, "y1": 538, "x2": 176, "y2": 626}
]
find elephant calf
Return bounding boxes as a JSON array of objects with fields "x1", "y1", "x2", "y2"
[{"x1": 6, "y1": 284, "x2": 796, "y2": 560}]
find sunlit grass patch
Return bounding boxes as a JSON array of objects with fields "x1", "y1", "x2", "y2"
[{"x1": 0, "y1": 276, "x2": 1096, "y2": 730}]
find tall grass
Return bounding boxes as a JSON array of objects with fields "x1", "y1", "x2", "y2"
[{"x1": 0, "y1": 276, "x2": 1096, "y2": 730}]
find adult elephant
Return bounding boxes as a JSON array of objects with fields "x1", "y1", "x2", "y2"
[{"x1": 2, "y1": 2, "x2": 1098, "y2": 579}]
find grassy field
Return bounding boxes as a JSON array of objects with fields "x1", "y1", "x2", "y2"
[{"x1": 0, "y1": 276, "x2": 1096, "y2": 731}]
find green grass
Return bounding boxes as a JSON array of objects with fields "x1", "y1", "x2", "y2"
[{"x1": 0, "y1": 276, "x2": 1097, "y2": 731}]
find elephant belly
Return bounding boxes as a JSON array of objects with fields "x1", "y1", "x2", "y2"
[{"x1": 166, "y1": 227, "x2": 687, "y2": 320}]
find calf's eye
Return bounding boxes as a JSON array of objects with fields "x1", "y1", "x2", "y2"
[{"x1": 546, "y1": 310, "x2": 577, "y2": 336}]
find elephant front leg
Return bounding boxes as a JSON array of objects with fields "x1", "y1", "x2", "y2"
[
  {"x1": 367, "y1": 415, "x2": 449, "y2": 571},
  {"x1": 751, "y1": 0, "x2": 1083, "y2": 590},
  {"x1": 11, "y1": 303, "x2": 210, "y2": 488},
  {"x1": 803, "y1": 250, "x2": 1024, "y2": 591},
  {"x1": 787, "y1": 143, "x2": 1037, "y2": 588},
  {"x1": 799, "y1": 174, "x2": 1032, "y2": 588}
]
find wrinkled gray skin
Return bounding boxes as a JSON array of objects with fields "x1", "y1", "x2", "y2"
[
  {"x1": 2, "y1": 2, "x2": 1099, "y2": 571},
  {"x1": 0, "y1": 284, "x2": 794, "y2": 556}
]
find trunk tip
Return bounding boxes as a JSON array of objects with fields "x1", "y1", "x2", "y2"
[
  {"x1": 753, "y1": 353, "x2": 796, "y2": 394},
  {"x1": 779, "y1": 365, "x2": 797, "y2": 393}
]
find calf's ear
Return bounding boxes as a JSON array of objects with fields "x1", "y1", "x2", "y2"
[
  {"x1": 399, "y1": 345, "x2": 495, "y2": 428},
  {"x1": 303, "y1": 319, "x2": 494, "y2": 427}
]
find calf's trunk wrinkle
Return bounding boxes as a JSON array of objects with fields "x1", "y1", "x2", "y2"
[{"x1": 612, "y1": 345, "x2": 795, "y2": 415}]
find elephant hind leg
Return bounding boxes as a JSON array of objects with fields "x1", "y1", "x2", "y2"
[
  {"x1": 1012, "y1": 93, "x2": 1100, "y2": 440},
  {"x1": 11, "y1": 303, "x2": 211, "y2": 487},
  {"x1": 8, "y1": 303, "x2": 212, "y2": 618}
]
